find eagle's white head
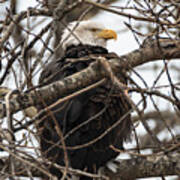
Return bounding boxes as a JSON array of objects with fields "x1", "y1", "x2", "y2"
[{"x1": 61, "y1": 20, "x2": 117, "y2": 50}]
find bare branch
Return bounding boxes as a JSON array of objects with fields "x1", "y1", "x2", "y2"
[
  {"x1": 0, "y1": 38, "x2": 180, "y2": 118},
  {"x1": 0, "y1": 150, "x2": 180, "y2": 179},
  {"x1": 100, "y1": 151, "x2": 180, "y2": 180}
]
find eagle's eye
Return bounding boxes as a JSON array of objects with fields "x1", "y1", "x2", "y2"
[{"x1": 91, "y1": 28, "x2": 98, "y2": 32}]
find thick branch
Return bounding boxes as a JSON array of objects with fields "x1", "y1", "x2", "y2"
[
  {"x1": 0, "y1": 151, "x2": 180, "y2": 179},
  {"x1": 101, "y1": 152, "x2": 180, "y2": 180},
  {"x1": 0, "y1": 38, "x2": 180, "y2": 118}
]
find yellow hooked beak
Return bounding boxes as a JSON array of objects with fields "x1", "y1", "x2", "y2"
[{"x1": 97, "y1": 29, "x2": 117, "y2": 40}]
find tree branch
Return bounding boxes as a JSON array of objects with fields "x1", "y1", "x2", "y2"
[
  {"x1": 0, "y1": 38, "x2": 180, "y2": 118},
  {"x1": 0, "y1": 151, "x2": 180, "y2": 179},
  {"x1": 100, "y1": 151, "x2": 180, "y2": 180},
  {"x1": 0, "y1": 8, "x2": 52, "y2": 52}
]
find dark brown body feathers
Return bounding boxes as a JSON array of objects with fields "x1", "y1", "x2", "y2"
[{"x1": 38, "y1": 44, "x2": 131, "y2": 179}]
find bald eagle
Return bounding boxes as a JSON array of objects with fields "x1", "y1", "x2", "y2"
[{"x1": 38, "y1": 21, "x2": 131, "y2": 179}]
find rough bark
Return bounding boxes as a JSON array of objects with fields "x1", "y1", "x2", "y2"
[
  {"x1": 101, "y1": 152, "x2": 180, "y2": 180},
  {"x1": 0, "y1": 151, "x2": 180, "y2": 179},
  {"x1": 0, "y1": 38, "x2": 180, "y2": 118}
]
